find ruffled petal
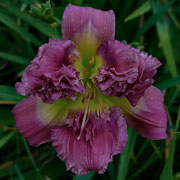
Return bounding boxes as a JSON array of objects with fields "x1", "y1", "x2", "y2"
[
  {"x1": 32, "y1": 39, "x2": 77, "y2": 75},
  {"x1": 62, "y1": 4, "x2": 115, "y2": 58},
  {"x1": 12, "y1": 96, "x2": 52, "y2": 146},
  {"x1": 15, "y1": 39, "x2": 85, "y2": 103},
  {"x1": 95, "y1": 40, "x2": 161, "y2": 106},
  {"x1": 120, "y1": 86, "x2": 167, "y2": 140},
  {"x1": 39, "y1": 39, "x2": 79, "y2": 74},
  {"x1": 51, "y1": 107, "x2": 127, "y2": 175}
]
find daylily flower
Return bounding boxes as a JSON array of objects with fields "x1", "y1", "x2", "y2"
[{"x1": 12, "y1": 4, "x2": 167, "y2": 175}]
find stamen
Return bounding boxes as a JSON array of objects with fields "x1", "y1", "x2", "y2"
[
  {"x1": 87, "y1": 82, "x2": 92, "y2": 91},
  {"x1": 83, "y1": 56, "x2": 95, "y2": 73},
  {"x1": 77, "y1": 98, "x2": 90, "y2": 140},
  {"x1": 77, "y1": 82, "x2": 94, "y2": 140}
]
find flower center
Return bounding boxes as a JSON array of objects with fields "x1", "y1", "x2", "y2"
[{"x1": 74, "y1": 55, "x2": 102, "y2": 83}]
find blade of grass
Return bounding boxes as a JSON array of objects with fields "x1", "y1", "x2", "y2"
[
  {"x1": 128, "y1": 151, "x2": 160, "y2": 180},
  {"x1": 0, "y1": 100, "x2": 18, "y2": 105},
  {"x1": 156, "y1": 75, "x2": 180, "y2": 90},
  {"x1": 151, "y1": 1, "x2": 177, "y2": 77},
  {"x1": 22, "y1": 138, "x2": 44, "y2": 180},
  {"x1": 21, "y1": 0, "x2": 41, "y2": 4},
  {"x1": 0, "y1": 85, "x2": 24, "y2": 102},
  {"x1": 108, "y1": 161, "x2": 117, "y2": 180},
  {"x1": 120, "y1": 0, "x2": 134, "y2": 20},
  {"x1": 0, "y1": 7, "x2": 41, "y2": 46},
  {"x1": 125, "y1": 1, "x2": 151, "y2": 22},
  {"x1": 149, "y1": 140, "x2": 162, "y2": 159},
  {"x1": 160, "y1": 107, "x2": 180, "y2": 180},
  {"x1": 167, "y1": 89, "x2": 179, "y2": 109},
  {"x1": 0, "y1": 108, "x2": 14, "y2": 126},
  {"x1": 0, "y1": 161, "x2": 13, "y2": 179},
  {"x1": 134, "y1": 0, "x2": 176, "y2": 41},
  {"x1": 7, "y1": 6, "x2": 61, "y2": 38},
  {"x1": 0, "y1": 131, "x2": 16, "y2": 148},
  {"x1": 0, "y1": 51, "x2": 30, "y2": 65},
  {"x1": 13, "y1": 163, "x2": 25, "y2": 180},
  {"x1": 73, "y1": 172, "x2": 96, "y2": 180},
  {"x1": 168, "y1": 8, "x2": 180, "y2": 29},
  {"x1": 135, "y1": 140, "x2": 149, "y2": 160},
  {"x1": 117, "y1": 127, "x2": 137, "y2": 180}
]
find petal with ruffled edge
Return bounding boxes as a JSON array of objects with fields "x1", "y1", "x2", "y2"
[
  {"x1": 15, "y1": 39, "x2": 85, "y2": 103},
  {"x1": 12, "y1": 96, "x2": 52, "y2": 147},
  {"x1": 51, "y1": 107, "x2": 127, "y2": 175},
  {"x1": 95, "y1": 40, "x2": 161, "y2": 106},
  {"x1": 115, "y1": 86, "x2": 167, "y2": 140},
  {"x1": 62, "y1": 4, "x2": 115, "y2": 60},
  {"x1": 15, "y1": 39, "x2": 77, "y2": 96}
]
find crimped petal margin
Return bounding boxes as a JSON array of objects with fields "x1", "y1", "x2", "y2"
[
  {"x1": 95, "y1": 40, "x2": 161, "y2": 106},
  {"x1": 15, "y1": 39, "x2": 85, "y2": 103},
  {"x1": 51, "y1": 107, "x2": 127, "y2": 175}
]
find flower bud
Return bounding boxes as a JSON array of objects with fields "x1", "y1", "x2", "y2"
[{"x1": 29, "y1": 0, "x2": 53, "y2": 21}]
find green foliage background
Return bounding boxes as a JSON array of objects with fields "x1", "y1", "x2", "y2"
[{"x1": 0, "y1": 0, "x2": 179, "y2": 179}]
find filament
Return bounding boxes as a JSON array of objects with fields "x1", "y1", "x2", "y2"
[{"x1": 77, "y1": 98, "x2": 90, "y2": 140}]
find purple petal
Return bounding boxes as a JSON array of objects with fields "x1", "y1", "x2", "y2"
[
  {"x1": 35, "y1": 39, "x2": 77, "y2": 74},
  {"x1": 15, "y1": 39, "x2": 85, "y2": 103},
  {"x1": 95, "y1": 40, "x2": 161, "y2": 106},
  {"x1": 124, "y1": 86, "x2": 167, "y2": 140},
  {"x1": 51, "y1": 107, "x2": 127, "y2": 175},
  {"x1": 62, "y1": 4, "x2": 115, "y2": 51},
  {"x1": 12, "y1": 96, "x2": 51, "y2": 147}
]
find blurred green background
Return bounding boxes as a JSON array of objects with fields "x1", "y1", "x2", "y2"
[{"x1": 0, "y1": 0, "x2": 180, "y2": 179}]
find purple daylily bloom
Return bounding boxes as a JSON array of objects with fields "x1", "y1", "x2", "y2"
[{"x1": 12, "y1": 4, "x2": 167, "y2": 176}]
